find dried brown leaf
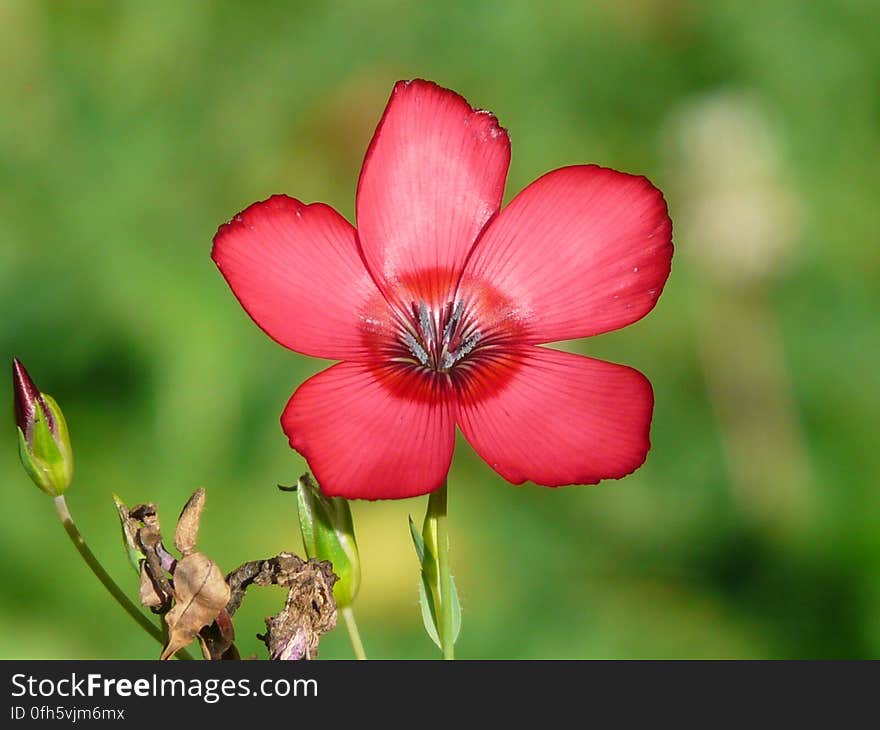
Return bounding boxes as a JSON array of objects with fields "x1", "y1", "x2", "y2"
[
  {"x1": 261, "y1": 559, "x2": 337, "y2": 660},
  {"x1": 130, "y1": 502, "x2": 175, "y2": 600},
  {"x1": 131, "y1": 502, "x2": 160, "y2": 530},
  {"x1": 161, "y1": 552, "x2": 230, "y2": 660},
  {"x1": 225, "y1": 552, "x2": 307, "y2": 616},
  {"x1": 199, "y1": 608, "x2": 238, "y2": 660},
  {"x1": 139, "y1": 562, "x2": 163, "y2": 609},
  {"x1": 132, "y1": 503, "x2": 163, "y2": 555},
  {"x1": 174, "y1": 488, "x2": 205, "y2": 557}
]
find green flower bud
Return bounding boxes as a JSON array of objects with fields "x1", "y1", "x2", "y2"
[
  {"x1": 293, "y1": 473, "x2": 360, "y2": 608},
  {"x1": 12, "y1": 358, "x2": 73, "y2": 496}
]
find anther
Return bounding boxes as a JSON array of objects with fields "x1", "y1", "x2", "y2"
[
  {"x1": 441, "y1": 300, "x2": 464, "y2": 344},
  {"x1": 418, "y1": 301, "x2": 436, "y2": 344},
  {"x1": 454, "y1": 331, "x2": 482, "y2": 361},
  {"x1": 403, "y1": 331, "x2": 430, "y2": 366}
]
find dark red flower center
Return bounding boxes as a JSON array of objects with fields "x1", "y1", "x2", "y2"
[
  {"x1": 395, "y1": 299, "x2": 483, "y2": 373},
  {"x1": 359, "y1": 269, "x2": 529, "y2": 399}
]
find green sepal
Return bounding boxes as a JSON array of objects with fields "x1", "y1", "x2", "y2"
[
  {"x1": 42, "y1": 394, "x2": 73, "y2": 472},
  {"x1": 295, "y1": 479, "x2": 319, "y2": 558},
  {"x1": 32, "y1": 403, "x2": 62, "y2": 466},
  {"x1": 293, "y1": 474, "x2": 361, "y2": 608},
  {"x1": 17, "y1": 427, "x2": 49, "y2": 494},
  {"x1": 17, "y1": 403, "x2": 72, "y2": 497}
]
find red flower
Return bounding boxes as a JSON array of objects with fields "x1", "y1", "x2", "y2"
[{"x1": 212, "y1": 80, "x2": 672, "y2": 500}]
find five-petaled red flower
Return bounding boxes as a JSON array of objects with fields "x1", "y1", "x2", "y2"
[{"x1": 212, "y1": 79, "x2": 673, "y2": 500}]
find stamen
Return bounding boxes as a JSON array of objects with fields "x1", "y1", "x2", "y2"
[
  {"x1": 441, "y1": 300, "x2": 464, "y2": 344},
  {"x1": 439, "y1": 352, "x2": 453, "y2": 370},
  {"x1": 453, "y1": 331, "x2": 482, "y2": 362},
  {"x1": 418, "y1": 301, "x2": 436, "y2": 344},
  {"x1": 403, "y1": 331, "x2": 430, "y2": 366}
]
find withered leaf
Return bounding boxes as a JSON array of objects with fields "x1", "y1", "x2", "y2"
[
  {"x1": 261, "y1": 559, "x2": 337, "y2": 660},
  {"x1": 130, "y1": 502, "x2": 175, "y2": 598},
  {"x1": 133, "y1": 503, "x2": 163, "y2": 554},
  {"x1": 161, "y1": 552, "x2": 230, "y2": 661},
  {"x1": 174, "y1": 487, "x2": 206, "y2": 557},
  {"x1": 139, "y1": 561, "x2": 164, "y2": 609},
  {"x1": 199, "y1": 608, "x2": 238, "y2": 660},
  {"x1": 225, "y1": 552, "x2": 307, "y2": 616}
]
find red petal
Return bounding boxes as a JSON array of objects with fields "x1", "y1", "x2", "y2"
[
  {"x1": 457, "y1": 346, "x2": 654, "y2": 486},
  {"x1": 356, "y1": 79, "x2": 511, "y2": 307},
  {"x1": 462, "y1": 165, "x2": 672, "y2": 343},
  {"x1": 212, "y1": 195, "x2": 382, "y2": 360},
  {"x1": 282, "y1": 362, "x2": 456, "y2": 500}
]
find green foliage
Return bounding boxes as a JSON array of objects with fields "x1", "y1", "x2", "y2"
[{"x1": 409, "y1": 515, "x2": 461, "y2": 650}]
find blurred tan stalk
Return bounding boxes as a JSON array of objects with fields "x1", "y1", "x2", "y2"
[{"x1": 665, "y1": 91, "x2": 814, "y2": 534}]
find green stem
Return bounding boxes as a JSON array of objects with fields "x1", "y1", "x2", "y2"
[
  {"x1": 427, "y1": 482, "x2": 454, "y2": 660},
  {"x1": 53, "y1": 495, "x2": 192, "y2": 660},
  {"x1": 341, "y1": 605, "x2": 367, "y2": 660}
]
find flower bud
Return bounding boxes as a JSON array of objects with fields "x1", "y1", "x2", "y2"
[
  {"x1": 13, "y1": 358, "x2": 73, "y2": 496},
  {"x1": 293, "y1": 473, "x2": 360, "y2": 608}
]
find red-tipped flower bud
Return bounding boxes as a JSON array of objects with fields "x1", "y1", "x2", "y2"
[{"x1": 13, "y1": 358, "x2": 73, "y2": 496}]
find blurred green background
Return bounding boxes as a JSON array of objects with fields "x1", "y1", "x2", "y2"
[{"x1": 2, "y1": 0, "x2": 878, "y2": 659}]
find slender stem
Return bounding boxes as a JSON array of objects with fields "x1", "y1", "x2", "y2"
[
  {"x1": 341, "y1": 605, "x2": 367, "y2": 660},
  {"x1": 53, "y1": 495, "x2": 192, "y2": 660},
  {"x1": 427, "y1": 481, "x2": 454, "y2": 660}
]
